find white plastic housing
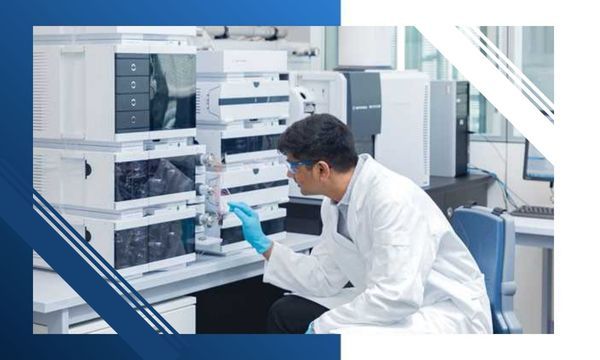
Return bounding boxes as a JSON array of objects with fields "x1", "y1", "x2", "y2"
[
  {"x1": 205, "y1": 162, "x2": 289, "y2": 214},
  {"x1": 196, "y1": 50, "x2": 287, "y2": 74},
  {"x1": 32, "y1": 207, "x2": 197, "y2": 278},
  {"x1": 288, "y1": 71, "x2": 348, "y2": 199},
  {"x1": 201, "y1": 204, "x2": 287, "y2": 254},
  {"x1": 288, "y1": 71, "x2": 347, "y2": 124},
  {"x1": 338, "y1": 27, "x2": 396, "y2": 69},
  {"x1": 33, "y1": 26, "x2": 197, "y2": 45},
  {"x1": 34, "y1": 26, "x2": 197, "y2": 36},
  {"x1": 33, "y1": 145, "x2": 202, "y2": 212},
  {"x1": 373, "y1": 71, "x2": 431, "y2": 187},
  {"x1": 196, "y1": 78, "x2": 289, "y2": 124},
  {"x1": 195, "y1": 120, "x2": 285, "y2": 165},
  {"x1": 33, "y1": 43, "x2": 196, "y2": 144}
]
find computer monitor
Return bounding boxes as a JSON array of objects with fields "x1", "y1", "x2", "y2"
[{"x1": 523, "y1": 139, "x2": 554, "y2": 183}]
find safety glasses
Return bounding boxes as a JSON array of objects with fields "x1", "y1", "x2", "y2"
[{"x1": 286, "y1": 159, "x2": 315, "y2": 174}]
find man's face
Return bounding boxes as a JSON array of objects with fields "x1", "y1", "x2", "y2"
[{"x1": 286, "y1": 155, "x2": 322, "y2": 196}]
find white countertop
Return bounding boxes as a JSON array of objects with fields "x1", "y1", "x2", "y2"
[
  {"x1": 33, "y1": 232, "x2": 319, "y2": 314},
  {"x1": 513, "y1": 216, "x2": 554, "y2": 237}
]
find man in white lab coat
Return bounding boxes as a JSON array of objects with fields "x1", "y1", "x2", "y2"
[{"x1": 229, "y1": 114, "x2": 492, "y2": 334}]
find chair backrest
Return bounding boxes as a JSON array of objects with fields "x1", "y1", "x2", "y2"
[{"x1": 451, "y1": 206, "x2": 520, "y2": 334}]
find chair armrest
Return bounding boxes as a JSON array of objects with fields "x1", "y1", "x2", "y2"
[
  {"x1": 493, "y1": 310, "x2": 509, "y2": 334},
  {"x1": 502, "y1": 281, "x2": 517, "y2": 296},
  {"x1": 502, "y1": 311, "x2": 523, "y2": 334}
]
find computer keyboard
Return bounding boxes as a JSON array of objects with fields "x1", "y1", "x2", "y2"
[{"x1": 510, "y1": 205, "x2": 554, "y2": 220}]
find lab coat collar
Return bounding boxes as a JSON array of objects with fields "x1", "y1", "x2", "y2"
[
  {"x1": 348, "y1": 154, "x2": 377, "y2": 212},
  {"x1": 335, "y1": 154, "x2": 366, "y2": 208}
]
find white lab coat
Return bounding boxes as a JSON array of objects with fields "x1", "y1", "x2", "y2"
[{"x1": 263, "y1": 154, "x2": 492, "y2": 334}]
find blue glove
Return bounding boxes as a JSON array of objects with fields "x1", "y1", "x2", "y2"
[
  {"x1": 305, "y1": 321, "x2": 315, "y2": 334},
  {"x1": 228, "y1": 202, "x2": 272, "y2": 254}
]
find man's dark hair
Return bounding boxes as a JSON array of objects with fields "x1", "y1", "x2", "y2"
[{"x1": 277, "y1": 113, "x2": 358, "y2": 172}]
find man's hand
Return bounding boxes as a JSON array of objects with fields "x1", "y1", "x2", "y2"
[{"x1": 228, "y1": 202, "x2": 273, "y2": 257}]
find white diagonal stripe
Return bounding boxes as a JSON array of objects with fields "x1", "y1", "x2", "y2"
[
  {"x1": 417, "y1": 25, "x2": 555, "y2": 164},
  {"x1": 457, "y1": 26, "x2": 555, "y2": 123},
  {"x1": 461, "y1": 26, "x2": 555, "y2": 121}
]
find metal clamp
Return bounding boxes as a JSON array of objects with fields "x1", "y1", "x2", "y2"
[
  {"x1": 197, "y1": 212, "x2": 217, "y2": 228},
  {"x1": 196, "y1": 184, "x2": 214, "y2": 196}
]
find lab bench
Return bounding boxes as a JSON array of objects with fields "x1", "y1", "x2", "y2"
[
  {"x1": 283, "y1": 174, "x2": 493, "y2": 235},
  {"x1": 513, "y1": 216, "x2": 554, "y2": 334},
  {"x1": 424, "y1": 174, "x2": 492, "y2": 218},
  {"x1": 33, "y1": 232, "x2": 319, "y2": 334}
]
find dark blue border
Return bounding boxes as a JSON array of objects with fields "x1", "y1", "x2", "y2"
[{"x1": 0, "y1": 1, "x2": 340, "y2": 359}]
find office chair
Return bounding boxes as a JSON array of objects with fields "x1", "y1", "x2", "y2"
[{"x1": 451, "y1": 205, "x2": 522, "y2": 334}]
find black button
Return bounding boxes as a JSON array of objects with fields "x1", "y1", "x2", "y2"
[
  {"x1": 116, "y1": 94, "x2": 150, "y2": 111},
  {"x1": 116, "y1": 76, "x2": 149, "y2": 94},
  {"x1": 115, "y1": 111, "x2": 150, "y2": 133},
  {"x1": 116, "y1": 59, "x2": 150, "y2": 76}
]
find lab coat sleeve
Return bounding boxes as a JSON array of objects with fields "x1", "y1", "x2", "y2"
[
  {"x1": 313, "y1": 198, "x2": 439, "y2": 334},
  {"x1": 263, "y1": 239, "x2": 349, "y2": 297}
]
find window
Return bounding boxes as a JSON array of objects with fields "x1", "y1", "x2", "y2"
[
  {"x1": 405, "y1": 26, "x2": 554, "y2": 142},
  {"x1": 512, "y1": 26, "x2": 554, "y2": 139}
]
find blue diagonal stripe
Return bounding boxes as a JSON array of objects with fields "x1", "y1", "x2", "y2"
[
  {"x1": 0, "y1": 165, "x2": 182, "y2": 359},
  {"x1": 4, "y1": 165, "x2": 172, "y2": 338},
  {"x1": 3, "y1": 160, "x2": 186, "y2": 351},
  {"x1": 33, "y1": 190, "x2": 183, "y2": 340},
  {"x1": 6, "y1": 157, "x2": 183, "y2": 341},
  {"x1": 4, "y1": 158, "x2": 179, "y2": 339},
  {"x1": 32, "y1": 198, "x2": 184, "y2": 348}
]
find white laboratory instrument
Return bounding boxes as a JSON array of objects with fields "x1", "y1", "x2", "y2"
[
  {"x1": 195, "y1": 119, "x2": 285, "y2": 165},
  {"x1": 33, "y1": 206, "x2": 197, "y2": 277},
  {"x1": 202, "y1": 204, "x2": 287, "y2": 254},
  {"x1": 196, "y1": 79, "x2": 289, "y2": 124},
  {"x1": 32, "y1": 27, "x2": 204, "y2": 277},
  {"x1": 287, "y1": 71, "x2": 347, "y2": 199},
  {"x1": 33, "y1": 44, "x2": 197, "y2": 144},
  {"x1": 194, "y1": 50, "x2": 290, "y2": 254},
  {"x1": 288, "y1": 71, "x2": 347, "y2": 127},
  {"x1": 33, "y1": 143, "x2": 203, "y2": 213},
  {"x1": 204, "y1": 162, "x2": 289, "y2": 211},
  {"x1": 337, "y1": 27, "x2": 396, "y2": 70},
  {"x1": 373, "y1": 71, "x2": 431, "y2": 187},
  {"x1": 33, "y1": 26, "x2": 197, "y2": 45},
  {"x1": 196, "y1": 161, "x2": 289, "y2": 253},
  {"x1": 430, "y1": 80, "x2": 470, "y2": 177},
  {"x1": 196, "y1": 50, "x2": 289, "y2": 125},
  {"x1": 196, "y1": 50, "x2": 287, "y2": 74}
]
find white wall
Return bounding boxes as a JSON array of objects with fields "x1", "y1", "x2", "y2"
[
  {"x1": 470, "y1": 140, "x2": 553, "y2": 207},
  {"x1": 470, "y1": 141, "x2": 553, "y2": 333}
]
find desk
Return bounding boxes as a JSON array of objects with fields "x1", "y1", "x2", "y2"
[
  {"x1": 513, "y1": 216, "x2": 554, "y2": 333},
  {"x1": 514, "y1": 217, "x2": 553, "y2": 249},
  {"x1": 424, "y1": 174, "x2": 492, "y2": 218},
  {"x1": 33, "y1": 233, "x2": 320, "y2": 334},
  {"x1": 284, "y1": 174, "x2": 493, "y2": 234}
]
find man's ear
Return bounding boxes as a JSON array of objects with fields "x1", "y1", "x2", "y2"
[{"x1": 316, "y1": 160, "x2": 331, "y2": 181}]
